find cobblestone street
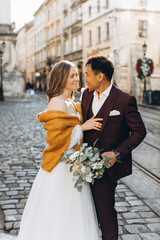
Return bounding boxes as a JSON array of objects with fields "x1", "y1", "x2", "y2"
[{"x1": 0, "y1": 94, "x2": 160, "y2": 240}]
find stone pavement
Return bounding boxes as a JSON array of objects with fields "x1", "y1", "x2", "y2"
[{"x1": 0, "y1": 94, "x2": 160, "y2": 239}]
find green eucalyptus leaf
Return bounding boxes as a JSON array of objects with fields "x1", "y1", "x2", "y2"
[
  {"x1": 93, "y1": 147, "x2": 99, "y2": 152},
  {"x1": 105, "y1": 162, "x2": 110, "y2": 168},
  {"x1": 69, "y1": 166, "x2": 73, "y2": 172},
  {"x1": 93, "y1": 138, "x2": 98, "y2": 147},
  {"x1": 77, "y1": 185, "x2": 82, "y2": 192},
  {"x1": 104, "y1": 157, "x2": 113, "y2": 161},
  {"x1": 72, "y1": 175, "x2": 79, "y2": 181},
  {"x1": 86, "y1": 177, "x2": 92, "y2": 183},
  {"x1": 83, "y1": 143, "x2": 88, "y2": 147}
]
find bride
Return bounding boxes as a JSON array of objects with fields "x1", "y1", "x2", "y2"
[{"x1": 16, "y1": 60, "x2": 103, "y2": 240}]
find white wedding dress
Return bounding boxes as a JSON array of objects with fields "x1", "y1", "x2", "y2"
[{"x1": 16, "y1": 111, "x2": 101, "y2": 240}]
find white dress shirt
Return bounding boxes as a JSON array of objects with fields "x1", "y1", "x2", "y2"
[{"x1": 92, "y1": 83, "x2": 112, "y2": 116}]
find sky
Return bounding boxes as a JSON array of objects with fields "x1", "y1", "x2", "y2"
[{"x1": 11, "y1": 0, "x2": 44, "y2": 30}]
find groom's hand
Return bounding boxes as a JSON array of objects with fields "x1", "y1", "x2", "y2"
[{"x1": 101, "y1": 151, "x2": 116, "y2": 168}]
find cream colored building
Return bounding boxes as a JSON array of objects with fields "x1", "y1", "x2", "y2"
[
  {"x1": 16, "y1": 22, "x2": 36, "y2": 86},
  {"x1": 61, "y1": 0, "x2": 83, "y2": 87},
  {"x1": 82, "y1": 0, "x2": 160, "y2": 99},
  {"x1": 62, "y1": 0, "x2": 82, "y2": 62},
  {"x1": 25, "y1": 21, "x2": 35, "y2": 85},
  {"x1": 14, "y1": 0, "x2": 160, "y2": 98},
  {"x1": 45, "y1": 0, "x2": 62, "y2": 69},
  {"x1": 16, "y1": 26, "x2": 26, "y2": 79},
  {"x1": 34, "y1": 2, "x2": 47, "y2": 90}
]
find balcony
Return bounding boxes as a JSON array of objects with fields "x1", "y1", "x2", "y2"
[{"x1": 71, "y1": 0, "x2": 87, "y2": 8}]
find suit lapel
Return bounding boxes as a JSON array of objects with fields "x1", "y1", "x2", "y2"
[
  {"x1": 83, "y1": 91, "x2": 94, "y2": 122},
  {"x1": 100, "y1": 85, "x2": 119, "y2": 134}
]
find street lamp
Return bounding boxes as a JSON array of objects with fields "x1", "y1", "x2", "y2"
[
  {"x1": 142, "y1": 42, "x2": 147, "y2": 104},
  {"x1": 142, "y1": 42, "x2": 147, "y2": 57},
  {"x1": 0, "y1": 41, "x2": 6, "y2": 101}
]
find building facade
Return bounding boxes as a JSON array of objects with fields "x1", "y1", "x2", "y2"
[
  {"x1": 63, "y1": 0, "x2": 83, "y2": 86},
  {"x1": 25, "y1": 21, "x2": 35, "y2": 86},
  {"x1": 34, "y1": 2, "x2": 47, "y2": 91},
  {"x1": 14, "y1": 0, "x2": 160, "y2": 99},
  {"x1": 82, "y1": 0, "x2": 160, "y2": 99},
  {"x1": 16, "y1": 26, "x2": 26, "y2": 80},
  {"x1": 45, "y1": 0, "x2": 62, "y2": 69}
]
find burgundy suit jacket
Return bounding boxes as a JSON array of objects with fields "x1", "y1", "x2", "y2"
[{"x1": 81, "y1": 85, "x2": 147, "y2": 182}]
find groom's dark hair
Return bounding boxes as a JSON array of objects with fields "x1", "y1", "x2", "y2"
[{"x1": 86, "y1": 56, "x2": 114, "y2": 81}]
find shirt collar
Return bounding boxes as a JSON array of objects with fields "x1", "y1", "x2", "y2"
[{"x1": 93, "y1": 83, "x2": 112, "y2": 100}]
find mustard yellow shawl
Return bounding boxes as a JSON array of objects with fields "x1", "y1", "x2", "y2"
[{"x1": 37, "y1": 102, "x2": 83, "y2": 172}]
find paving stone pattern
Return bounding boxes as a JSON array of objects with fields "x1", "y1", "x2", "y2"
[{"x1": 0, "y1": 95, "x2": 160, "y2": 239}]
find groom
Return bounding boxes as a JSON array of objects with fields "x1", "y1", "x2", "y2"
[{"x1": 81, "y1": 56, "x2": 146, "y2": 240}]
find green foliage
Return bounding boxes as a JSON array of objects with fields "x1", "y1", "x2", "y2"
[{"x1": 63, "y1": 143, "x2": 112, "y2": 192}]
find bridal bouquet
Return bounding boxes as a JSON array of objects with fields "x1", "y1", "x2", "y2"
[{"x1": 63, "y1": 143, "x2": 112, "y2": 192}]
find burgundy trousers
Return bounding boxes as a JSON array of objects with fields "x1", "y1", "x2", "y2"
[{"x1": 91, "y1": 172, "x2": 118, "y2": 240}]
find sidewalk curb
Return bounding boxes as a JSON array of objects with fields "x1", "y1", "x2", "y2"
[{"x1": 138, "y1": 102, "x2": 160, "y2": 110}]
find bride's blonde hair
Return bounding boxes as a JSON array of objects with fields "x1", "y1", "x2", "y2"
[{"x1": 47, "y1": 60, "x2": 77, "y2": 102}]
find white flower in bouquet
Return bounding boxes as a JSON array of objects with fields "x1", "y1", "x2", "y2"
[
  {"x1": 63, "y1": 143, "x2": 112, "y2": 192},
  {"x1": 81, "y1": 166, "x2": 86, "y2": 173},
  {"x1": 69, "y1": 151, "x2": 80, "y2": 160}
]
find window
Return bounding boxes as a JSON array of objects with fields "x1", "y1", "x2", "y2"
[
  {"x1": 51, "y1": 25, "x2": 54, "y2": 37},
  {"x1": 97, "y1": 0, "x2": 100, "y2": 13},
  {"x1": 72, "y1": 37, "x2": 77, "y2": 52},
  {"x1": 72, "y1": 11, "x2": 76, "y2": 23},
  {"x1": 52, "y1": 47, "x2": 55, "y2": 56},
  {"x1": 48, "y1": 10, "x2": 50, "y2": 21},
  {"x1": 139, "y1": 20, "x2": 147, "y2": 38},
  {"x1": 88, "y1": 30, "x2": 92, "y2": 46},
  {"x1": 139, "y1": 0, "x2": 148, "y2": 6},
  {"x1": 57, "y1": 22, "x2": 60, "y2": 35},
  {"x1": 57, "y1": 44, "x2": 61, "y2": 56},
  {"x1": 77, "y1": 34, "x2": 82, "y2": 50},
  {"x1": 97, "y1": 26, "x2": 101, "y2": 43},
  {"x1": 106, "y1": 0, "x2": 109, "y2": 8},
  {"x1": 49, "y1": 27, "x2": 51, "y2": 39},
  {"x1": 57, "y1": 1, "x2": 60, "y2": 15},
  {"x1": 78, "y1": 7, "x2": 82, "y2": 19},
  {"x1": 40, "y1": 51, "x2": 42, "y2": 61},
  {"x1": 106, "y1": 22, "x2": 110, "y2": 40},
  {"x1": 64, "y1": 15, "x2": 68, "y2": 28},
  {"x1": 64, "y1": 39, "x2": 69, "y2": 54},
  {"x1": 89, "y1": 6, "x2": 92, "y2": 17},
  {"x1": 51, "y1": 5, "x2": 54, "y2": 19},
  {"x1": 43, "y1": 50, "x2": 46, "y2": 61}
]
